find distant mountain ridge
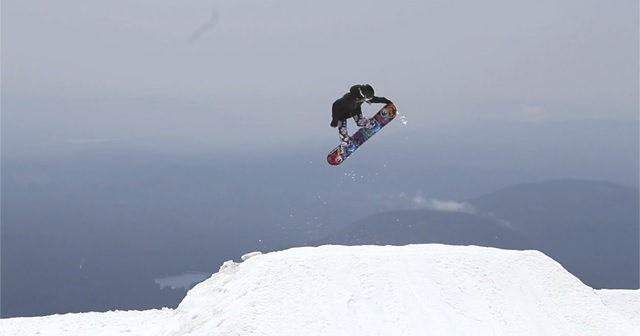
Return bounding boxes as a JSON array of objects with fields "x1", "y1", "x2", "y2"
[
  {"x1": 470, "y1": 179, "x2": 639, "y2": 289},
  {"x1": 311, "y1": 209, "x2": 536, "y2": 250},
  {"x1": 313, "y1": 179, "x2": 639, "y2": 289}
]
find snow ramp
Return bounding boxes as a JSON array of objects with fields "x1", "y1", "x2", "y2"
[{"x1": 157, "y1": 244, "x2": 638, "y2": 336}]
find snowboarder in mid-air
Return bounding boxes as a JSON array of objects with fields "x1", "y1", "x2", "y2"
[{"x1": 330, "y1": 84, "x2": 393, "y2": 147}]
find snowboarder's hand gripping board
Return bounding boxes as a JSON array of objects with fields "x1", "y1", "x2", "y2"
[{"x1": 326, "y1": 103, "x2": 397, "y2": 166}]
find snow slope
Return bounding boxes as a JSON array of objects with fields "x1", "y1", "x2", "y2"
[{"x1": 1, "y1": 244, "x2": 638, "y2": 336}]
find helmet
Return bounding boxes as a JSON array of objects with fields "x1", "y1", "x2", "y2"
[
  {"x1": 360, "y1": 84, "x2": 374, "y2": 99},
  {"x1": 349, "y1": 84, "x2": 375, "y2": 102}
]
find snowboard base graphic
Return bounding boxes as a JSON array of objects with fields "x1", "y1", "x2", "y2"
[{"x1": 326, "y1": 103, "x2": 397, "y2": 166}]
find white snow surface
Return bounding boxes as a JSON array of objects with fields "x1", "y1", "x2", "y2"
[{"x1": 1, "y1": 244, "x2": 638, "y2": 336}]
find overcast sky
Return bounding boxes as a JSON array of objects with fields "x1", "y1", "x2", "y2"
[{"x1": 2, "y1": 0, "x2": 638, "y2": 152}]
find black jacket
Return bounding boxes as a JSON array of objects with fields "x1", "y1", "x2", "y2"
[{"x1": 330, "y1": 85, "x2": 392, "y2": 127}]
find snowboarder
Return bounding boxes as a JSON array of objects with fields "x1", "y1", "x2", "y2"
[{"x1": 330, "y1": 84, "x2": 393, "y2": 147}]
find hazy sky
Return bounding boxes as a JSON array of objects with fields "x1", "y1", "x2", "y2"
[{"x1": 2, "y1": 0, "x2": 639, "y2": 151}]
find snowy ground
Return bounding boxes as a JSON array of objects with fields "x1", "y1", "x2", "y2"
[{"x1": 2, "y1": 244, "x2": 638, "y2": 336}]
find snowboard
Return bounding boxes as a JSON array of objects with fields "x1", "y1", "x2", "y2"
[{"x1": 326, "y1": 103, "x2": 397, "y2": 166}]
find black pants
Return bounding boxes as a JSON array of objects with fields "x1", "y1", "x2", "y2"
[{"x1": 336, "y1": 113, "x2": 375, "y2": 145}]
